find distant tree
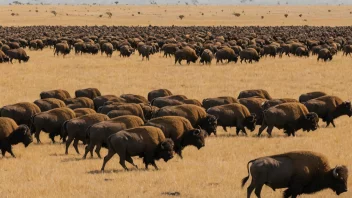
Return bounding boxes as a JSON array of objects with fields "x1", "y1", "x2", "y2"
[
  {"x1": 51, "y1": 10, "x2": 57, "y2": 16},
  {"x1": 114, "y1": 1, "x2": 118, "y2": 4},
  {"x1": 191, "y1": 0, "x2": 199, "y2": 5},
  {"x1": 284, "y1": 14, "x2": 288, "y2": 18},
  {"x1": 138, "y1": 11, "x2": 141, "y2": 14},
  {"x1": 13, "y1": 1, "x2": 22, "y2": 5},
  {"x1": 99, "y1": 14, "x2": 103, "y2": 17},
  {"x1": 233, "y1": 12, "x2": 241, "y2": 17},
  {"x1": 299, "y1": 14, "x2": 302, "y2": 17},
  {"x1": 179, "y1": 15, "x2": 185, "y2": 20},
  {"x1": 261, "y1": 16, "x2": 264, "y2": 19},
  {"x1": 328, "y1": 10, "x2": 331, "y2": 12}
]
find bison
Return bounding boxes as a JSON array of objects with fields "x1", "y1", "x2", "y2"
[
  {"x1": 147, "y1": 89, "x2": 173, "y2": 102},
  {"x1": 241, "y1": 151, "x2": 348, "y2": 198},
  {"x1": 101, "y1": 126, "x2": 174, "y2": 171},
  {"x1": 239, "y1": 48, "x2": 260, "y2": 63},
  {"x1": 75, "y1": 88, "x2": 101, "y2": 100},
  {"x1": 237, "y1": 89, "x2": 272, "y2": 100},
  {"x1": 6, "y1": 48, "x2": 30, "y2": 63},
  {"x1": 298, "y1": 91, "x2": 327, "y2": 103},
  {"x1": 174, "y1": 46, "x2": 198, "y2": 65},
  {"x1": 202, "y1": 96, "x2": 239, "y2": 110}
]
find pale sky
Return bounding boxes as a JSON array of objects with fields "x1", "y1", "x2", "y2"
[{"x1": 2, "y1": 0, "x2": 351, "y2": 5}]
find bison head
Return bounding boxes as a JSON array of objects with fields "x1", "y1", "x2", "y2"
[
  {"x1": 23, "y1": 56, "x2": 30, "y2": 62},
  {"x1": 184, "y1": 128, "x2": 206, "y2": 150},
  {"x1": 11, "y1": 125, "x2": 32, "y2": 147},
  {"x1": 331, "y1": 165, "x2": 348, "y2": 195},
  {"x1": 302, "y1": 112, "x2": 319, "y2": 132},
  {"x1": 155, "y1": 139, "x2": 174, "y2": 162},
  {"x1": 244, "y1": 113, "x2": 257, "y2": 131},
  {"x1": 337, "y1": 101, "x2": 352, "y2": 117},
  {"x1": 201, "y1": 114, "x2": 218, "y2": 136},
  {"x1": 230, "y1": 55, "x2": 238, "y2": 63}
]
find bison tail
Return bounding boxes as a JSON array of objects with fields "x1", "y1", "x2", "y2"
[
  {"x1": 241, "y1": 159, "x2": 255, "y2": 188},
  {"x1": 61, "y1": 121, "x2": 69, "y2": 142},
  {"x1": 84, "y1": 125, "x2": 93, "y2": 145}
]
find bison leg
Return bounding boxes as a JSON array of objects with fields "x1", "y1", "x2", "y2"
[
  {"x1": 83, "y1": 144, "x2": 93, "y2": 159},
  {"x1": 254, "y1": 183, "x2": 263, "y2": 198},
  {"x1": 1, "y1": 148, "x2": 6, "y2": 157},
  {"x1": 283, "y1": 189, "x2": 292, "y2": 198},
  {"x1": 95, "y1": 143, "x2": 102, "y2": 158},
  {"x1": 8, "y1": 147, "x2": 15, "y2": 158},
  {"x1": 73, "y1": 139, "x2": 80, "y2": 154},
  {"x1": 10, "y1": 58, "x2": 13, "y2": 64},
  {"x1": 178, "y1": 59, "x2": 182, "y2": 65},
  {"x1": 222, "y1": 126, "x2": 227, "y2": 132},
  {"x1": 266, "y1": 126, "x2": 274, "y2": 136},
  {"x1": 65, "y1": 136, "x2": 74, "y2": 155},
  {"x1": 101, "y1": 149, "x2": 115, "y2": 172},
  {"x1": 49, "y1": 132, "x2": 56, "y2": 143},
  {"x1": 257, "y1": 124, "x2": 267, "y2": 137},
  {"x1": 151, "y1": 161, "x2": 159, "y2": 170},
  {"x1": 331, "y1": 119, "x2": 336, "y2": 128},
  {"x1": 241, "y1": 128, "x2": 247, "y2": 136},
  {"x1": 35, "y1": 129, "x2": 41, "y2": 143},
  {"x1": 125, "y1": 155, "x2": 138, "y2": 169}
]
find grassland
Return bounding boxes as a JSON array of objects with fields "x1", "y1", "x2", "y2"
[{"x1": 0, "y1": 5, "x2": 352, "y2": 198}]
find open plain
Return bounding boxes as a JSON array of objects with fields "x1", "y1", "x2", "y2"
[{"x1": 0, "y1": 5, "x2": 352, "y2": 198}]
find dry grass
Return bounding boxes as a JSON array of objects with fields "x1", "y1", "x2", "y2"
[
  {"x1": 1, "y1": 5, "x2": 352, "y2": 198},
  {"x1": 0, "y1": 5, "x2": 352, "y2": 26}
]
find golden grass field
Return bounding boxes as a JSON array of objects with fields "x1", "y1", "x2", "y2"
[{"x1": 1, "y1": 5, "x2": 352, "y2": 198}]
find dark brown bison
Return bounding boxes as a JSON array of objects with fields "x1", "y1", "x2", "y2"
[
  {"x1": 161, "y1": 43, "x2": 179, "y2": 57},
  {"x1": 317, "y1": 48, "x2": 333, "y2": 61},
  {"x1": 239, "y1": 48, "x2": 260, "y2": 63},
  {"x1": 242, "y1": 151, "x2": 348, "y2": 198},
  {"x1": 54, "y1": 43, "x2": 71, "y2": 57},
  {"x1": 0, "y1": 102, "x2": 41, "y2": 133},
  {"x1": 303, "y1": 95, "x2": 352, "y2": 127},
  {"x1": 215, "y1": 47, "x2": 238, "y2": 63},
  {"x1": 120, "y1": 94, "x2": 149, "y2": 104},
  {"x1": 73, "y1": 108, "x2": 96, "y2": 117},
  {"x1": 101, "y1": 126, "x2": 174, "y2": 171},
  {"x1": 262, "y1": 98, "x2": 299, "y2": 110},
  {"x1": 0, "y1": 117, "x2": 32, "y2": 157},
  {"x1": 65, "y1": 97, "x2": 95, "y2": 110},
  {"x1": 154, "y1": 104, "x2": 217, "y2": 136},
  {"x1": 31, "y1": 107, "x2": 76, "y2": 143},
  {"x1": 75, "y1": 88, "x2": 101, "y2": 100},
  {"x1": 40, "y1": 89, "x2": 71, "y2": 101},
  {"x1": 258, "y1": 103, "x2": 319, "y2": 136},
  {"x1": 202, "y1": 96, "x2": 239, "y2": 110},
  {"x1": 200, "y1": 49, "x2": 214, "y2": 65},
  {"x1": 207, "y1": 103, "x2": 256, "y2": 135},
  {"x1": 62, "y1": 113, "x2": 109, "y2": 154},
  {"x1": 0, "y1": 50, "x2": 9, "y2": 63},
  {"x1": 34, "y1": 98, "x2": 66, "y2": 111},
  {"x1": 6, "y1": 48, "x2": 30, "y2": 63},
  {"x1": 147, "y1": 89, "x2": 173, "y2": 102},
  {"x1": 83, "y1": 115, "x2": 144, "y2": 159},
  {"x1": 145, "y1": 116, "x2": 206, "y2": 158},
  {"x1": 174, "y1": 46, "x2": 198, "y2": 65},
  {"x1": 101, "y1": 42, "x2": 113, "y2": 57},
  {"x1": 239, "y1": 97, "x2": 267, "y2": 125},
  {"x1": 299, "y1": 91, "x2": 327, "y2": 103},
  {"x1": 238, "y1": 89, "x2": 272, "y2": 100}
]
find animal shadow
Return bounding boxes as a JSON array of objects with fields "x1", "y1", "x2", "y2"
[{"x1": 161, "y1": 192, "x2": 181, "y2": 196}]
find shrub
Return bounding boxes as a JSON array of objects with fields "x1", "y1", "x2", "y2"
[
  {"x1": 233, "y1": 12, "x2": 241, "y2": 17},
  {"x1": 179, "y1": 15, "x2": 185, "y2": 20},
  {"x1": 284, "y1": 13, "x2": 288, "y2": 18},
  {"x1": 261, "y1": 16, "x2": 264, "y2": 19},
  {"x1": 99, "y1": 14, "x2": 103, "y2": 17},
  {"x1": 299, "y1": 14, "x2": 302, "y2": 17},
  {"x1": 51, "y1": 11, "x2": 57, "y2": 16},
  {"x1": 106, "y1": 12, "x2": 112, "y2": 18}
]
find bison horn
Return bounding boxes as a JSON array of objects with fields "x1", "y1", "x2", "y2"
[
  {"x1": 333, "y1": 166, "x2": 339, "y2": 178},
  {"x1": 194, "y1": 129, "x2": 200, "y2": 135}
]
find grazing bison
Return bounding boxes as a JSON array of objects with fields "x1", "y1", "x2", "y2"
[
  {"x1": 83, "y1": 115, "x2": 144, "y2": 159},
  {"x1": 238, "y1": 89, "x2": 272, "y2": 100},
  {"x1": 147, "y1": 89, "x2": 173, "y2": 102},
  {"x1": 40, "y1": 89, "x2": 71, "y2": 101},
  {"x1": 0, "y1": 102, "x2": 41, "y2": 133},
  {"x1": 174, "y1": 46, "x2": 198, "y2": 65},
  {"x1": 101, "y1": 103, "x2": 146, "y2": 121},
  {"x1": 119, "y1": 45, "x2": 134, "y2": 57},
  {"x1": 161, "y1": 43, "x2": 179, "y2": 57},
  {"x1": 6, "y1": 48, "x2": 30, "y2": 63},
  {"x1": 31, "y1": 107, "x2": 76, "y2": 143},
  {"x1": 34, "y1": 98, "x2": 66, "y2": 111},
  {"x1": 258, "y1": 103, "x2": 319, "y2": 136},
  {"x1": 200, "y1": 49, "x2": 214, "y2": 65},
  {"x1": 0, "y1": 117, "x2": 32, "y2": 157},
  {"x1": 62, "y1": 113, "x2": 109, "y2": 154},
  {"x1": 151, "y1": 97, "x2": 184, "y2": 108},
  {"x1": 207, "y1": 103, "x2": 256, "y2": 135},
  {"x1": 101, "y1": 42, "x2": 113, "y2": 57},
  {"x1": 146, "y1": 116, "x2": 206, "y2": 158},
  {"x1": 299, "y1": 91, "x2": 327, "y2": 103},
  {"x1": 54, "y1": 43, "x2": 71, "y2": 57},
  {"x1": 202, "y1": 96, "x2": 239, "y2": 110},
  {"x1": 303, "y1": 95, "x2": 352, "y2": 127},
  {"x1": 101, "y1": 126, "x2": 174, "y2": 171},
  {"x1": 140, "y1": 45, "x2": 153, "y2": 61},
  {"x1": 73, "y1": 108, "x2": 96, "y2": 117},
  {"x1": 342, "y1": 45, "x2": 352, "y2": 56},
  {"x1": 239, "y1": 48, "x2": 260, "y2": 63},
  {"x1": 154, "y1": 104, "x2": 217, "y2": 136},
  {"x1": 241, "y1": 151, "x2": 348, "y2": 198},
  {"x1": 75, "y1": 88, "x2": 101, "y2": 100},
  {"x1": 317, "y1": 48, "x2": 333, "y2": 61},
  {"x1": 215, "y1": 47, "x2": 238, "y2": 63}
]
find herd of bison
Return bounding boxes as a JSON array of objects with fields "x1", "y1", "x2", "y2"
[
  {"x1": 0, "y1": 87, "x2": 350, "y2": 197},
  {"x1": 1, "y1": 25, "x2": 351, "y2": 197},
  {"x1": 1, "y1": 25, "x2": 352, "y2": 64}
]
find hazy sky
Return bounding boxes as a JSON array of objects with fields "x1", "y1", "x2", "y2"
[{"x1": 2, "y1": 0, "x2": 351, "y2": 5}]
